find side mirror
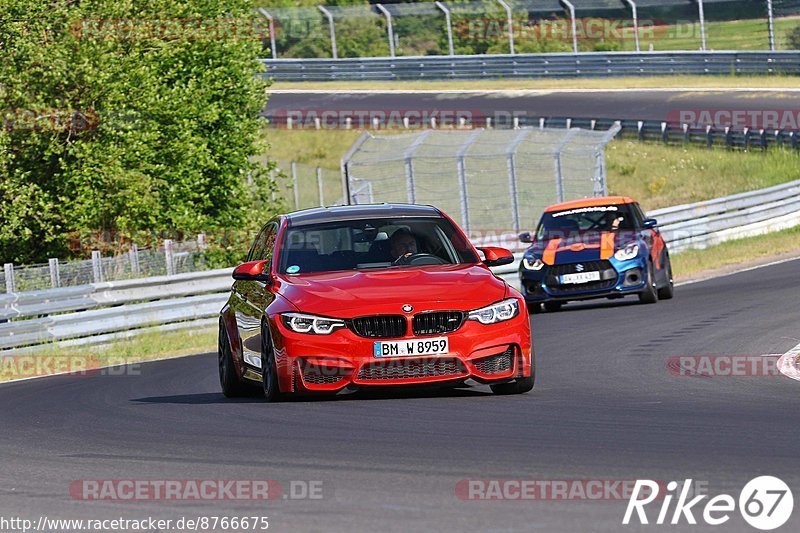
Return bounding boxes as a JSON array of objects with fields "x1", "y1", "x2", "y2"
[
  {"x1": 642, "y1": 218, "x2": 658, "y2": 229},
  {"x1": 518, "y1": 231, "x2": 533, "y2": 243},
  {"x1": 232, "y1": 260, "x2": 271, "y2": 282},
  {"x1": 476, "y1": 246, "x2": 514, "y2": 267}
]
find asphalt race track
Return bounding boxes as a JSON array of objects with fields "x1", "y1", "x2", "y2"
[
  {"x1": 265, "y1": 89, "x2": 800, "y2": 125},
  {"x1": 1, "y1": 259, "x2": 799, "y2": 532}
]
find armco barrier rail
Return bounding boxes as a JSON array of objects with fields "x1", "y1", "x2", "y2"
[
  {"x1": 3, "y1": 179, "x2": 800, "y2": 353},
  {"x1": 260, "y1": 51, "x2": 800, "y2": 82}
]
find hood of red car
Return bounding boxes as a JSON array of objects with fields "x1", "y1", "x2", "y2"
[{"x1": 276, "y1": 264, "x2": 507, "y2": 316}]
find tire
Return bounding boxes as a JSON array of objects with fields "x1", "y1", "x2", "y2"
[
  {"x1": 528, "y1": 302, "x2": 542, "y2": 314},
  {"x1": 657, "y1": 257, "x2": 674, "y2": 300},
  {"x1": 260, "y1": 322, "x2": 283, "y2": 402},
  {"x1": 544, "y1": 301, "x2": 562, "y2": 312},
  {"x1": 490, "y1": 372, "x2": 535, "y2": 395},
  {"x1": 638, "y1": 262, "x2": 659, "y2": 304},
  {"x1": 218, "y1": 323, "x2": 251, "y2": 398}
]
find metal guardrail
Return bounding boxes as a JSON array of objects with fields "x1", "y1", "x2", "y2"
[
  {"x1": 260, "y1": 51, "x2": 800, "y2": 82},
  {"x1": 3, "y1": 179, "x2": 799, "y2": 353}
]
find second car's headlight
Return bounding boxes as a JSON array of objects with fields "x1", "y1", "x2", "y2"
[
  {"x1": 468, "y1": 298, "x2": 520, "y2": 325},
  {"x1": 281, "y1": 313, "x2": 346, "y2": 335},
  {"x1": 522, "y1": 256, "x2": 545, "y2": 270},
  {"x1": 614, "y1": 243, "x2": 640, "y2": 261}
]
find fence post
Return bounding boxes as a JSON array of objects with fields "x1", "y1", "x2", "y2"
[
  {"x1": 129, "y1": 244, "x2": 140, "y2": 275},
  {"x1": 553, "y1": 129, "x2": 579, "y2": 203},
  {"x1": 696, "y1": 0, "x2": 707, "y2": 51},
  {"x1": 497, "y1": 0, "x2": 515, "y2": 54},
  {"x1": 318, "y1": 6, "x2": 338, "y2": 59},
  {"x1": 435, "y1": 1, "x2": 455, "y2": 56},
  {"x1": 376, "y1": 4, "x2": 395, "y2": 57},
  {"x1": 91, "y1": 250, "x2": 103, "y2": 283},
  {"x1": 506, "y1": 129, "x2": 530, "y2": 233},
  {"x1": 403, "y1": 131, "x2": 431, "y2": 205},
  {"x1": 290, "y1": 161, "x2": 300, "y2": 210},
  {"x1": 317, "y1": 167, "x2": 325, "y2": 207},
  {"x1": 455, "y1": 130, "x2": 482, "y2": 232},
  {"x1": 4, "y1": 263, "x2": 15, "y2": 293},
  {"x1": 560, "y1": 0, "x2": 579, "y2": 54},
  {"x1": 623, "y1": 0, "x2": 640, "y2": 52},
  {"x1": 49, "y1": 258, "x2": 61, "y2": 288},
  {"x1": 257, "y1": 8, "x2": 277, "y2": 59},
  {"x1": 766, "y1": 0, "x2": 775, "y2": 51},
  {"x1": 164, "y1": 239, "x2": 175, "y2": 276}
]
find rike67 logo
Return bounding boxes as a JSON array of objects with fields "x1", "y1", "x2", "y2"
[{"x1": 623, "y1": 477, "x2": 794, "y2": 530}]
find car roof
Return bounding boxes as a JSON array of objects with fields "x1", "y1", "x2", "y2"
[
  {"x1": 285, "y1": 203, "x2": 442, "y2": 226},
  {"x1": 543, "y1": 196, "x2": 636, "y2": 213}
]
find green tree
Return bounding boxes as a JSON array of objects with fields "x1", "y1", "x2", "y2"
[{"x1": 0, "y1": 0, "x2": 277, "y2": 263}]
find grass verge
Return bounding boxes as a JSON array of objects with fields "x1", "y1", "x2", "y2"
[
  {"x1": 270, "y1": 75, "x2": 800, "y2": 92},
  {"x1": 0, "y1": 328, "x2": 216, "y2": 382}
]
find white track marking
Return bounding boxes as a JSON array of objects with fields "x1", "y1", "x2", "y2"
[
  {"x1": 777, "y1": 343, "x2": 800, "y2": 382},
  {"x1": 674, "y1": 255, "x2": 800, "y2": 288},
  {"x1": 268, "y1": 88, "x2": 800, "y2": 95}
]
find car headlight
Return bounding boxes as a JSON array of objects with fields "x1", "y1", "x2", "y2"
[
  {"x1": 468, "y1": 298, "x2": 520, "y2": 325},
  {"x1": 522, "y1": 256, "x2": 545, "y2": 270},
  {"x1": 614, "y1": 243, "x2": 640, "y2": 261},
  {"x1": 281, "y1": 313, "x2": 346, "y2": 335}
]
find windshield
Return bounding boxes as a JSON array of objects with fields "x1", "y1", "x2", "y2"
[
  {"x1": 278, "y1": 217, "x2": 479, "y2": 275},
  {"x1": 536, "y1": 204, "x2": 636, "y2": 240}
]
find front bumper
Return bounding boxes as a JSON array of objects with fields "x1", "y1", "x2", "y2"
[
  {"x1": 520, "y1": 257, "x2": 648, "y2": 303},
  {"x1": 269, "y1": 310, "x2": 532, "y2": 393}
]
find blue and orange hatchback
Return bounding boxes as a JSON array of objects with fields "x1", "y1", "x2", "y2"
[{"x1": 518, "y1": 196, "x2": 674, "y2": 312}]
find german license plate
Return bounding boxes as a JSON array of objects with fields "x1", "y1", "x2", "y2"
[
  {"x1": 560, "y1": 271, "x2": 601, "y2": 284},
  {"x1": 373, "y1": 337, "x2": 449, "y2": 358}
]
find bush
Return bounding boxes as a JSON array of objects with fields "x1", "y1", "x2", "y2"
[
  {"x1": 0, "y1": 1, "x2": 278, "y2": 264},
  {"x1": 788, "y1": 25, "x2": 800, "y2": 50}
]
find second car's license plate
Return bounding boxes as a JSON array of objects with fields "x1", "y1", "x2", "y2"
[
  {"x1": 373, "y1": 337, "x2": 449, "y2": 358},
  {"x1": 560, "y1": 271, "x2": 601, "y2": 284}
]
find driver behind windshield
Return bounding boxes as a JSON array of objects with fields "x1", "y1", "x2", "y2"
[{"x1": 389, "y1": 228, "x2": 418, "y2": 260}]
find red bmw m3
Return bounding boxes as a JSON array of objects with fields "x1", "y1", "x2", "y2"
[{"x1": 218, "y1": 204, "x2": 534, "y2": 401}]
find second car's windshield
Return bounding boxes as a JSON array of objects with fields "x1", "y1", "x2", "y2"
[
  {"x1": 278, "y1": 217, "x2": 478, "y2": 275},
  {"x1": 536, "y1": 204, "x2": 636, "y2": 240}
]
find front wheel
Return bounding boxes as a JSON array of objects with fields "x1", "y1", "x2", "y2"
[
  {"x1": 638, "y1": 262, "x2": 658, "y2": 304},
  {"x1": 261, "y1": 323, "x2": 283, "y2": 402},
  {"x1": 544, "y1": 301, "x2": 562, "y2": 312},
  {"x1": 657, "y1": 257, "x2": 674, "y2": 300},
  {"x1": 219, "y1": 323, "x2": 251, "y2": 398},
  {"x1": 490, "y1": 376, "x2": 534, "y2": 395}
]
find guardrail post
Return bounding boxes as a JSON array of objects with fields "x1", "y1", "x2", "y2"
[
  {"x1": 129, "y1": 244, "x2": 140, "y2": 275},
  {"x1": 724, "y1": 126, "x2": 733, "y2": 149},
  {"x1": 766, "y1": 0, "x2": 775, "y2": 51},
  {"x1": 791, "y1": 131, "x2": 798, "y2": 150},
  {"x1": 743, "y1": 127, "x2": 751, "y2": 150},
  {"x1": 560, "y1": 0, "x2": 579, "y2": 54},
  {"x1": 435, "y1": 1, "x2": 455, "y2": 56},
  {"x1": 317, "y1": 167, "x2": 325, "y2": 206},
  {"x1": 661, "y1": 122, "x2": 669, "y2": 144},
  {"x1": 623, "y1": 0, "x2": 640, "y2": 52},
  {"x1": 682, "y1": 123, "x2": 690, "y2": 144},
  {"x1": 291, "y1": 161, "x2": 300, "y2": 210},
  {"x1": 706, "y1": 125, "x2": 713, "y2": 147},
  {"x1": 497, "y1": 0, "x2": 515, "y2": 54},
  {"x1": 759, "y1": 129, "x2": 768, "y2": 150},
  {"x1": 318, "y1": 6, "x2": 338, "y2": 59},
  {"x1": 257, "y1": 8, "x2": 278, "y2": 59},
  {"x1": 695, "y1": 0, "x2": 707, "y2": 51},
  {"x1": 49, "y1": 258, "x2": 61, "y2": 288},
  {"x1": 164, "y1": 240, "x2": 175, "y2": 276},
  {"x1": 637, "y1": 120, "x2": 645, "y2": 141},
  {"x1": 376, "y1": 4, "x2": 395, "y2": 58},
  {"x1": 4, "y1": 263, "x2": 15, "y2": 293},
  {"x1": 91, "y1": 250, "x2": 104, "y2": 283}
]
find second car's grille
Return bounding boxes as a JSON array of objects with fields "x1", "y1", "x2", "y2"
[
  {"x1": 357, "y1": 357, "x2": 467, "y2": 381},
  {"x1": 473, "y1": 348, "x2": 515, "y2": 375},
  {"x1": 545, "y1": 260, "x2": 617, "y2": 294},
  {"x1": 412, "y1": 311, "x2": 465, "y2": 336},
  {"x1": 349, "y1": 315, "x2": 406, "y2": 339}
]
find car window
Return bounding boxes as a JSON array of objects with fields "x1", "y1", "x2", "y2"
[
  {"x1": 278, "y1": 217, "x2": 478, "y2": 275},
  {"x1": 247, "y1": 222, "x2": 277, "y2": 262},
  {"x1": 537, "y1": 204, "x2": 636, "y2": 240}
]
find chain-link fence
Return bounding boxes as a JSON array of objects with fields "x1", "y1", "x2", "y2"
[
  {"x1": 2, "y1": 239, "x2": 206, "y2": 293},
  {"x1": 257, "y1": 0, "x2": 800, "y2": 58},
  {"x1": 340, "y1": 125, "x2": 620, "y2": 235}
]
